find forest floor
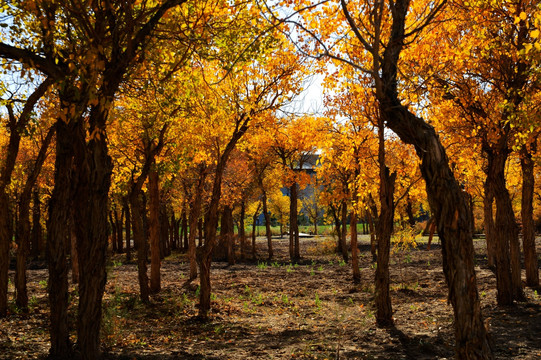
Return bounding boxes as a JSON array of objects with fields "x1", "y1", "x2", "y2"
[{"x1": 1, "y1": 235, "x2": 541, "y2": 359}]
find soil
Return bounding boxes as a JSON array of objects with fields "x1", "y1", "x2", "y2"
[{"x1": 1, "y1": 235, "x2": 541, "y2": 359}]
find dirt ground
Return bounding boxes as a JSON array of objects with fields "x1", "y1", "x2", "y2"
[{"x1": 1, "y1": 235, "x2": 541, "y2": 359}]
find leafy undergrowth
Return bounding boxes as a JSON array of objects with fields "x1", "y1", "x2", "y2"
[{"x1": 2, "y1": 236, "x2": 541, "y2": 359}]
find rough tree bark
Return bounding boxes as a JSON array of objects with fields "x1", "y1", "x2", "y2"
[
  {"x1": 520, "y1": 144, "x2": 539, "y2": 287},
  {"x1": 149, "y1": 167, "x2": 161, "y2": 294},
  {"x1": 30, "y1": 189, "x2": 43, "y2": 259},
  {"x1": 340, "y1": 0, "x2": 493, "y2": 356},
  {"x1": 375, "y1": 118, "x2": 396, "y2": 327}
]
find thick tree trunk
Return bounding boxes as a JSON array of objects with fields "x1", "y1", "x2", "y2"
[
  {"x1": 340, "y1": 200, "x2": 348, "y2": 262},
  {"x1": 350, "y1": 210, "x2": 360, "y2": 283},
  {"x1": 30, "y1": 189, "x2": 42, "y2": 259},
  {"x1": 375, "y1": 118, "x2": 396, "y2": 327},
  {"x1": 72, "y1": 114, "x2": 113, "y2": 360},
  {"x1": 262, "y1": 191, "x2": 273, "y2": 260},
  {"x1": 357, "y1": 0, "x2": 493, "y2": 354},
  {"x1": 483, "y1": 181, "x2": 496, "y2": 269},
  {"x1": 46, "y1": 120, "x2": 75, "y2": 358},
  {"x1": 70, "y1": 221, "x2": 79, "y2": 284},
  {"x1": 149, "y1": 168, "x2": 161, "y2": 294},
  {"x1": 130, "y1": 192, "x2": 150, "y2": 303},
  {"x1": 486, "y1": 149, "x2": 523, "y2": 304},
  {"x1": 520, "y1": 145, "x2": 539, "y2": 287}
]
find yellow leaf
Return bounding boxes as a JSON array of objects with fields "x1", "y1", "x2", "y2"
[
  {"x1": 532, "y1": 29, "x2": 540, "y2": 39},
  {"x1": 520, "y1": 12, "x2": 527, "y2": 21}
]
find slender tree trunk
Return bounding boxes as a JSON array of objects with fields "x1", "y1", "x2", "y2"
[
  {"x1": 331, "y1": 204, "x2": 343, "y2": 255},
  {"x1": 520, "y1": 145, "x2": 539, "y2": 287},
  {"x1": 149, "y1": 168, "x2": 161, "y2": 294},
  {"x1": 262, "y1": 191, "x2": 273, "y2": 260},
  {"x1": 350, "y1": 210, "x2": 360, "y2": 283},
  {"x1": 30, "y1": 189, "x2": 42, "y2": 259},
  {"x1": 110, "y1": 211, "x2": 117, "y2": 253},
  {"x1": 340, "y1": 200, "x2": 348, "y2": 262},
  {"x1": 115, "y1": 208, "x2": 123, "y2": 253},
  {"x1": 252, "y1": 210, "x2": 258, "y2": 259},
  {"x1": 130, "y1": 191, "x2": 149, "y2": 303},
  {"x1": 198, "y1": 121, "x2": 248, "y2": 318},
  {"x1": 198, "y1": 218, "x2": 203, "y2": 247},
  {"x1": 188, "y1": 176, "x2": 204, "y2": 281},
  {"x1": 289, "y1": 183, "x2": 298, "y2": 261},
  {"x1": 15, "y1": 126, "x2": 54, "y2": 311},
  {"x1": 182, "y1": 214, "x2": 188, "y2": 250},
  {"x1": 123, "y1": 197, "x2": 132, "y2": 262},
  {"x1": 0, "y1": 190, "x2": 12, "y2": 316},
  {"x1": 367, "y1": 209, "x2": 377, "y2": 262},
  {"x1": 240, "y1": 201, "x2": 247, "y2": 260}
]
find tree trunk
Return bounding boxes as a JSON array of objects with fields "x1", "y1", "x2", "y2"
[
  {"x1": 149, "y1": 168, "x2": 161, "y2": 294},
  {"x1": 70, "y1": 220, "x2": 79, "y2": 284},
  {"x1": 239, "y1": 201, "x2": 247, "y2": 260},
  {"x1": 198, "y1": 218, "x2": 203, "y2": 247},
  {"x1": 262, "y1": 191, "x2": 273, "y2": 260},
  {"x1": 198, "y1": 120, "x2": 248, "y2": 318},
  {"x1": 0, "y1": 190, "x2": 11, "y2": 317},
  {"x1": 486, "y1": 149, "x2": 523, "y2": 304},
  {"x1": 289, "y1": 183, "x2": 298, "y2": 261},
  {"x1": 130, "y1": 191, "x2": 150, "y2": 303},
  {"x1": 46, "y1": 120, "x2": 75, "y2": 358},
  {"x1": 15, "y1": 126, "x2": 54, "y2": 311},
  {"x1": 365, "y1": 0, "x2": 492, "y2": 354},
  {"x1": 123, "y1": 197, "x2": 132, "y2": 262},
  {"x1": 367, "y1": 209, "x2": 377, "y2": 262},
  {"x1": 520, "y1": 145, "x2": 539, "y2": 287},
  {"x1": 71, "y1": 109, "x2": 114, "y2": 360},
  {"x1": 30, "y1": 189, "x2": 42, "y2": 259},
  {"x1": 187, "y1": 176, "x2": 204, "y2": 281},
  {"x1": 110, "y1": 211, "x2": 117, "y2": 253},
  {"x1": 483, "y1": 182, "x2": 496, "y2": 269},
  {"x1": 340, "y1": 200, "x2": 348, "y2": 262},
  {"x1": 350, "y1": 210, "x2": 360, "y2": 283},
  {"x1": 375, "y1": 119, "x2": 396, "y2": 327},
  {"x1": 182, "y1": 213, "x2": 188, "y2": 251},
  {"x1": 252, "y1": 210, "x2": 258, "y2": 259},
  {"x1": 331, "y1": 204, "x2": 343, "y2": 255},
  {"x1": 115, "y1": 208, "x2": 123, "y2": 253}
]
